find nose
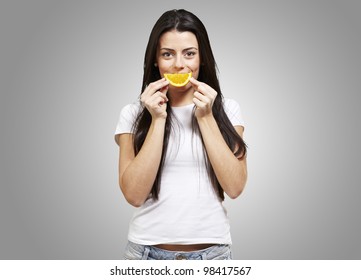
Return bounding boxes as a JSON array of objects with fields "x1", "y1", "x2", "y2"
[{"x1": 174, "y1": 55, "x2": 185, "y2": 70}]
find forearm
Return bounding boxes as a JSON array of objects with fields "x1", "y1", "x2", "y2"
[
  {"x1": 121, "y1": 118, "x2": 166, "y2": 206},
  {"x1": 197, "y1": 115, "x2": 247, "y2": 199}
]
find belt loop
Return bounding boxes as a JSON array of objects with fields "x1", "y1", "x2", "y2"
[{"x1": 142, "y1": 246, "x2": 150, "y2": 260}]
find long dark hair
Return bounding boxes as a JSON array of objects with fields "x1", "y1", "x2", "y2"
[{"x1": 133, "y1": 9, "x2": 247, "y2": 201}]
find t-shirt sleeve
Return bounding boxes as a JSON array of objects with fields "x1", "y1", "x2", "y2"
[
  {"x1": 114, "y1": 103, "x2": 141, "y2": 145},
  {"x1": 224, "y1": 98, "x2": 245, "y2": 128}
]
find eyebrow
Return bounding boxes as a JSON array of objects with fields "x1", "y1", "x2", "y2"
[{"x1": 160, "y1": 47, "x2": 198, "y2": 52}]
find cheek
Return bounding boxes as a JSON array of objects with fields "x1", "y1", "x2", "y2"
[
  {"x1": 189, "y1": 66, "x2": 199, "y2": 79},
  {"x1": 158, "y1": 61, "x2": 173, "y2": 74},
  {"x1": 187, "y1": 59, "x2": 200, "y2": 77}
]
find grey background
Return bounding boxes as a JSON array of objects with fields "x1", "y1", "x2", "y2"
[{"x1": 1, "y1": 0, "x2": 360, "y2": 259}]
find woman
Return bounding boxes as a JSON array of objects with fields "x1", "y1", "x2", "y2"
[{"x1": 114, "y1": 9, "x2": 247, "y2": 260}]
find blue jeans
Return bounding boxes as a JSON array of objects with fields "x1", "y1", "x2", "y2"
[{"x1": 124, "y1": 241, "x2": 232, "y2": 260}]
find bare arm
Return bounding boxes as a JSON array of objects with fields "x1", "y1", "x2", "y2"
[
  {"x1": 119, "y1": 118, "x2": 166, "y2": 207},
  {"x1": 197, "y1": 118, "x2": 247, "y2": 198},
  {"x1": 118, "y1": 79, "x2": 169, "y2": 207},
  {"x1": 191, "y1": 77, "x2": 247, "y2": 199}
]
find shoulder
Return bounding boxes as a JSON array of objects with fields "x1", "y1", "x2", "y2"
[
  {"x1": 114, "y1": 101, "x2": 143, "y2": 143},
  {"x1": 223, "y1": 98, "x2": 242, "y2": 116},
  {"x1": 120, "y1": 101, "x2": 143, "y2": 117},
  {"x1": 222, "y1": 98, "x2": 245, "y2": 127},
  {"x1": 116, "y1": 101, "x2": 143, "y2": 124},
  {"x1": 223, "y1": 98, "x2": 240, "y2": 110}
]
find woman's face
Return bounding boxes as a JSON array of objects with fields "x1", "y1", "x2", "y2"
[{"x1": 156, "y1": 30, "x2": 200, "y2": 89}]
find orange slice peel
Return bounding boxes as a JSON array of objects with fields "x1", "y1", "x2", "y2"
[{"x1": 164, "y1": 72, "x2": 192, "y2": 87}]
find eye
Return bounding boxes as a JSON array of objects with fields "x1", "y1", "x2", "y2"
[
  {"x1": 161, "y1": 52, "x2": 172, "y2": 58},
  {"x1": 185, "y1": 51, "x2": 196, "y2": 57}
]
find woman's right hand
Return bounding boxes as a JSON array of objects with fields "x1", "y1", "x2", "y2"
[{"x1": 140, "y1": 78, "x2": 169, "y2": 119}]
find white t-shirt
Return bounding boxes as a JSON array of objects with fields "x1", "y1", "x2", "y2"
[{"x1": 114, "y1": 98, "x2": 245, "y2": 245}]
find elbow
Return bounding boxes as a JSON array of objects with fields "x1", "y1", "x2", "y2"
[
  {"x1": 122, "y1": 187, "x2": 146, "y2": 207},
  {"x1": 227, "y1": 186, "x2": 244, "y2": 199},
  {"x1": 119, "y1": 179, "x2": 145, "y2": 208},
  {"x1": 124, "y1": 195, "x2": 144, "y2": 208},
  {"x1": 122, "y1": 190, "x2": 146, "y2": 208},
  {"x1": 224, "y1": 162, "x2": 248, "y2": 199},
  {"x1": 226, "y1": 175, "x2": 247, "y2": 199}
]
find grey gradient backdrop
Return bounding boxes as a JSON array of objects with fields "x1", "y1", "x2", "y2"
[{"x1": 1, "y1": 0, "x2": 360, "y2": 259}]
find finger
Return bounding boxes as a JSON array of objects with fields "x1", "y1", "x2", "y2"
[
  {"x1": 189, "y1": 77, "x2": 200, "y2": 86},
  {"x1": 144, "y1": 78, "x2": 169, "y2": 96},
  {"x1": 147, "y1": 91, "x2": 168, "y2": 106},
  {"x1": 150, "y1": 95, "x2": 168, "y2": 108},
  {"x1": 193, "y1": 87, "x2": 216, "y2": 107},
  {"x1": 193, "y1": 97, "x2": 205, "y2": 108},
  {"x1": 193, "y1": 91, "x2": 210, "y2": 103},
  {"x1": 190, "y1": 77, "x2": 214, "y2": 96},
  {"x1": 189, "y1": 77, "x2": 211, "y2": 92},
  {"x1": 141, "y1": 79, "x2": 169, "y2": 104},
  {"x1": 158, "y1": 91, "x2": 169, "y2": 102},
  {"x1": 189, "y1": 77, "x2": 201, "y2": 90},
  {"x1": 159, "y1": 85, "x2": 169, "y2": 95}
]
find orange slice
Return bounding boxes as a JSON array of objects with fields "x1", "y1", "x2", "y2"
[{"x1": 164, "y1": 72, "x2": 192, "y2": 87}]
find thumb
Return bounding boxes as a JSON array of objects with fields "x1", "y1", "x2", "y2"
[{"x1": 160, "y1": 85, "x2": 169, "y2": 94}]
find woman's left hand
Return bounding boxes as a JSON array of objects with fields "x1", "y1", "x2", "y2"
[{"x1": 190, "y1": 77, "x2": 218, "y2": 119}]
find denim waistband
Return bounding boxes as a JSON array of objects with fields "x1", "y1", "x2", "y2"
[{"x1": 124, "y1": 241, "x2": 232, "y2": 260}]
